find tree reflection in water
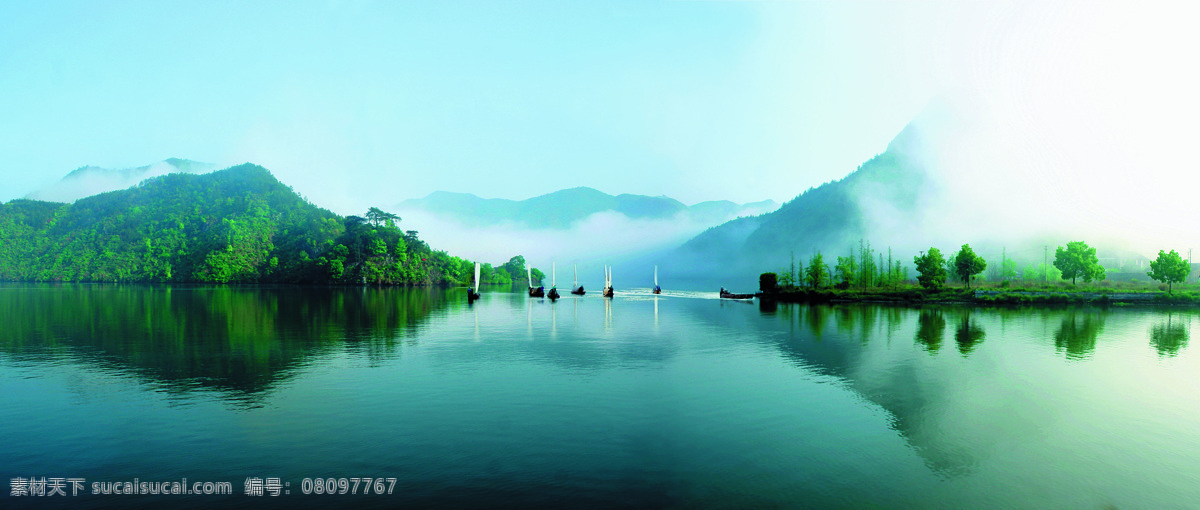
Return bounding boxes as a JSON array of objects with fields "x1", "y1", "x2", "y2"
[
  {"x1": 0, "y1": 284, "x2": 452, "y2": 405},
  {"x1": 1053, "y1": 311, "x2": 1106, "y2": 361},
  {"x1": 954, "y1": 313, "x2": 985, "y2": 356},
  {"x1": 915, "y1": 309, "x2": 946, "y2": 353},
  {"x1": 1150, "y1": 312, "x2": 1190, "y2": 357}
]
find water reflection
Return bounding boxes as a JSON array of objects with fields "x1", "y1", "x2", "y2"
[
  {"x1": 806, "y1": 305, "x2": 830, "y2": 339},
  {"x1": 746, "y1": 303, "x2": 976, "y2": 476},
  {"x1": 1150, "y1": 312, "x2": 1190, "y2": 357},
  {"x1": 835, "y1": 305, "x2": 882, "y2": 344},
  {"x1": 10, "y1": 286, "x2": 1200, "y2": 508},
  {"x1": 915, "y1": 309, "x2": 946, "y2": 353},
  {"x1": 758, "y1": 298, "x2": 777, "y2": 314},
  {"x1": 954, "y1": 313, "x2": 986, "y2": 356},
  {"x1": 1054, "y1": 311, "x2": 1106, "y2": 360},
  {"x1": 0, "y1": 284, "x2": 453, "y2": 403}
]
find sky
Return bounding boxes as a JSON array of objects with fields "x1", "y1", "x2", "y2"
[{"x1": 1, "y1": 1, "x2": 1198, "y2": 221}]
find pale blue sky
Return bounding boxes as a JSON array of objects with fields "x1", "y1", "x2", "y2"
[{"x1": 1, "y1": 1, "x2": 1194, "y2": 217}]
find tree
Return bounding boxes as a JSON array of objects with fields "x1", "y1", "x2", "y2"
[
  {"x1": 760, "y1": 272, "x2": 778, "y2": 293},
  {"x1": 1000, "y1": 258, "x2": 1018, "y2": 281},
  {"x1": 805, "y1": 252, "x2": 827, "y2": 289},
  {"x1": 1148, "y1": 249, "x2": 1191, "y2": 293},
  {"x1": 953, "y1": 244, "x2": 987, "y2": 289},
  {"x1": 914, "y1": 247, "x2": 947, "y2": 289},
  {"x1": 1024, "y1": 262, "x2": 1062, "y2": 283},
  {"x1": 778, "y1": 252, "x2": 802, "y2": 289},
  {"x1": 944, "y1": 255, "x2": 960, "y2": 283},
  {"x1": 1054, "y1": 241, "x2": 1105, "y2": 284},
  {"x1": 858, "y1": 239, "x2": 875, "y2": 290},
  {"x1": 500, "y1": 255, "x2": 528, "y2": 284},
  {"x1": 365, "y1": 207, "x2": 400, "y2": 228},
  {"x1": 835, "y1": 254, "x2": 858, "y2": 289}
]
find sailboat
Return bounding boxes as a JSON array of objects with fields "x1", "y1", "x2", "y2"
[
  {"x1": 528, "y1": 266, "x2": 544, "y2": 297},
  {"x1": 467, "y1": 261, "x2": 481, "y2": 302},
  {"x1": 547, "y1": 262, "x2": 560, "y2": 300},
  {"x1": 602, "y1": 265, "x2": 614, "y2": 298},
  {"x1": 653, "y1": 265, "x2": 661, "y2": 294},
  {"x1": 571, "y1": 264, "x2": 585, "y2": 295}
]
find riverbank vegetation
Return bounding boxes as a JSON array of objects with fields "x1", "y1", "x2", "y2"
[{"x1": 761, "y1": 239, "x2": 1199, "y2": 306}]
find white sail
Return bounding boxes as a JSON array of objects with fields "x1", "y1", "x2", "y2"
[
  {"x1": 527, "y1": 266, "x2": 533, "y2": 287},
  {"x1": 654, "y1": 265, "x2": 658, "y2": 286},
  {"x1": 474, "y1": 262, "x2": 481, "y2": 292},
  {"x1": 552, "y1": 262, "x2": 556, "y2": 288},
  {"x1": 573, "y1": 264, "x2": 578, "y2": 288}
]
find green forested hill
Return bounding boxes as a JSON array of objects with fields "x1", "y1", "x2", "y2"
[{"x1": 0, "y1": 164, "x2": 535, "y2": 285}]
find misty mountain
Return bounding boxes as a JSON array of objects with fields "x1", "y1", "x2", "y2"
[
  {"x1": 673, "y1": 97, "x2": 1156, "y2": 283},
  {"x1": 26, "y1": 158, "x2": 217, "y2": 203},
  {"x1": 395, "y1": 187, "x2": 778, "y2": 230},
  {"x1": 679, "y1": 116, "x2": 932, "y2": 274}
]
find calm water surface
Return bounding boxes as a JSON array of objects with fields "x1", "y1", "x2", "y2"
[{"x1": 2, "y1": 283, "x2": 1199, "y2": 509}]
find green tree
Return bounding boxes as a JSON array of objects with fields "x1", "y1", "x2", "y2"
[
  {"x1": 365, "y1": 207, "x2": 400, "y2": 228},
  {"x1": 944, "y1": 254, "x2": 960, "y2": 283},
  {"x1": 806, "y1": 252, "x2": 827, "y2": 289},
  {"x1": 835, "y1": 254, "x2": 858, "y2": 289},
  {"x1": 500, "y1": 255, "x2": 529, "y2": 285},
  {"x1": 1054, "y1": 241, "x2": 1106, "y2": 284},
  {"x1": 953, "y1": 244, "x2": 987, "y2": 289},
  {"x1": 1147, "y1": 249, "x2": 1191, "y2": 293},
  {"x1": 1023, "y1": 262, "x2": 1062, "y2": 283},
  {"x1": 1000, "y1": 258, "x2": 1018, "y2": 281},
  {"x1": 778, "y1": 252, "x2": 802, "y2": 289},
  {"x1": 914, "y1": 247, "x2": 947, "y2": 289},
  {"x1": 777, "y1": 265, "x2": 794, "y2": 288},
  {"x1": 858, "y1": 239, "x2": 875, "y2": 290}
]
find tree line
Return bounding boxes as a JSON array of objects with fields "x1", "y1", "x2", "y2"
[{"x1": 764, "y1": 239, "x2": 1192, "y2": 293}]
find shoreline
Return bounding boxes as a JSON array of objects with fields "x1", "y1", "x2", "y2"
[{"x1": 757, "y1": 288, "x2": 1200, "y2": 307}]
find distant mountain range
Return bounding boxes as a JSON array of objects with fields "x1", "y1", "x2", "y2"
[
  {"x1": 26, "y1": 158, "x2": 216, "y2": 203},
  {"x1": 395, "y1": 188, "x2": 778, "y2": 230}
]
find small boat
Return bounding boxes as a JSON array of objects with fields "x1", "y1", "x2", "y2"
[
  {"x1": 653, "y1": 265, "x2": 661, "y2": 294},
  {"x1": 547, "y1": 263, "x2": 560, "y2": 300},
  {"x1": 602, "y1": 265, "x2": 614, "y2": 298},
  {"x1": 719, "y1": 287, "x2": 754, "y2": 300},
  {"x1": 467, "y1": 262, "x2": 481, "y2": 302},
  {"x1": 528, "y1": 266, "x2": 544, "y2": 297},
  {"x1": 570, "y1": 264, "x2": 585, "y2": 295}
]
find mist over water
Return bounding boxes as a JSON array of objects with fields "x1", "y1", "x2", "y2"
[{"x1": 395, "y1": 203, "x2": 777, "y2": 282}]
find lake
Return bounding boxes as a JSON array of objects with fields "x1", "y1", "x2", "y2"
[{"x1": 2, "y1": 283, "x2": 1199, "y2": 508}]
